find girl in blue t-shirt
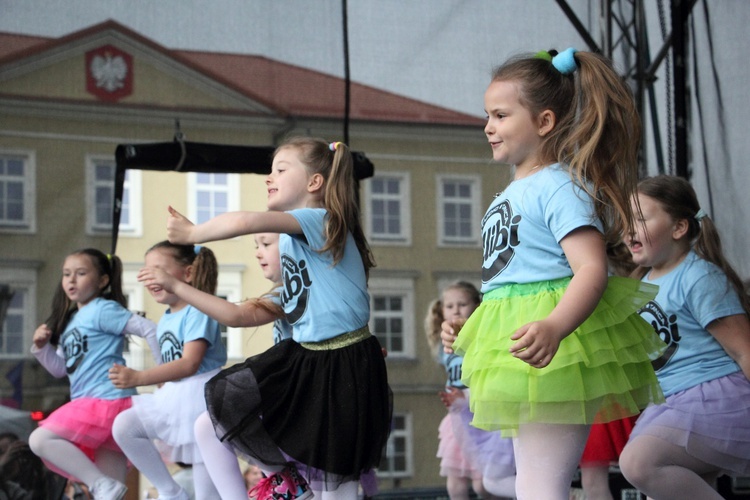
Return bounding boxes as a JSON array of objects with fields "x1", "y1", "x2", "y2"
[
  {"x1": 619, "y1": 175, "x2": 750, "y2": 499},
  {"x1": 440, "y1": 48, "x2": 665, "y2": 499},
  {"x1": 29, "y1": 248, "x2": 160, "y2": 500},
  {"x1": 425, "y1": 281, "x2": 515, "y2": 499},
  {"x1": 109, "y1": 242, "x2": 227, "y2": 500},
  {"x1": 165, "y1": 137, "x2": 391, "y2": 500}
]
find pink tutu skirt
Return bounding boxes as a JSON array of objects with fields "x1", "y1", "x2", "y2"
[
  {"x1": 39, "y1": 396, "x2": 132, "y2": 479},
  {"x1": 437, "y1": 401, "x2": 481, "y2": 479},
  {"x1": 629, "y1": 371, "x2": 750, "y2": 476}
]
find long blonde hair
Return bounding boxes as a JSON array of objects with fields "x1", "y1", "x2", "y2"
[
  {"x1": 491, "y1": 50, "x2": 641, "y2": 246},
  {"x1": 274, "y1": 137, "x2": 376, "y2": 276}
]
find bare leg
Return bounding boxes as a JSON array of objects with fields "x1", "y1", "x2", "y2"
[
  {"x1": 619, "y1": 435, "x2": 722, "y2": 499},
  {"x1": 446, "y1": 475, "x2": 471, "y2": 500},
  {"x1": 580, "y1": 465, "x2": 613, "y2": 500}
]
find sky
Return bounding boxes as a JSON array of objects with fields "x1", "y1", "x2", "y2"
[
  {"x1": 0, "y1": 0, "x2": 594, "y2": 116},
  {"x1": 5, "y1": 1, "x2": 750, "y2": 274}
]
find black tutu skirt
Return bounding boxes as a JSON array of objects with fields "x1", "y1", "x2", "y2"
[{"x1": 205, "y1": 331, "x2": 392, "y2": 487}]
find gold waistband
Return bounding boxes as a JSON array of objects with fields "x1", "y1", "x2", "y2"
[{"x1": 300, "y1": 326, "x2": 371, "y2": 351}]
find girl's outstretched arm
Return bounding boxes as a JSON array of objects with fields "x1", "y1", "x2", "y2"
[
  {"x1": 510, "y1": 227, "x2": 608, "y2": 367},
  {"x1": 708, "y1": 313, "x2": 750, "y2": 381},
  {"x1": 109, "y1": 339, "x2": 208, "y2": 388},
  {"x1": 138, "y1": 266, "x2": 280, "y2": 328},
  {"x1": 166, "y1": 206, "x2": 302, "y2": 244}
]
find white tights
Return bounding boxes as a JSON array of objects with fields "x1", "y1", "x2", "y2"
[
  {"x1": 619, "y1": 435, "x2": 722, "y2": 499},
  {"x1": 28, "y1": 427, "x2": 127, "y2": 488},
  {"x1": 513, "y1": 423, "x2": 591, "y2": 500},
  {"x1": 194, "y1": 411, "x2": 263, "y2": 498},
  {"x1": 112, "y1": 409, "x2": 219, "y2": 499},
  {"x1": 194, "y1": 411, "x2": 362, "y2": 499}
]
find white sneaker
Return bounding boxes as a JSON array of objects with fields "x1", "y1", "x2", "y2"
[{"x1": 90, "y1": 476, "x2": 128, "y2": 500}]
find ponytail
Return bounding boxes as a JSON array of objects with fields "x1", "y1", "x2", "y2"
[
  {"x1": 146, "y1": 241, "x2": 218, "y2": 295},
  {"x1": 637, "y1": 175, "x2": 750, "y2": 315},
  {"x1": 493, "y1": 50, "x2": 641, "y2": 247},
  {"x1": 274, "y1": 137, "x2": 376, "y2": 276}
]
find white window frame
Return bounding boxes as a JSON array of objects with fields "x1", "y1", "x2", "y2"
[
  {"x1": 368, "y1": 275, "x2": 416, "y2": 359},
  {"x1": 85, "y1": 155, "x2": 142, "y2": 237},
  {"x1": 187, "y1": 172, "x2": 240, "y2": 224},
  {"x1": 377, "y1": 412, "x2": 413, "y2": 478},
  {"x1": 121, "y1": 264, "x2": 147, "y2": 370},
  {"x1": 217, "y1": 265, "x2": 244, "y2": 360},
  {"x1": 0, "y1": 265, "x2": 37, "y2": 359},
  {"x1": 436, "y1": 173, "x2": 481, "y2": 247},
  {"x1": 0, "y1": 149, "x2": 36, "y2": 234},
  {"x1": 363, "y1": 172, "x2": 411, "y2": 245}
]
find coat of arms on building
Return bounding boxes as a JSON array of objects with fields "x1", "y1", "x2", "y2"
[{"x1": 85, "y1": 45, "x2": 133, "y2": 102}]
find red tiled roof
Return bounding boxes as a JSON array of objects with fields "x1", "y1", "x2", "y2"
[{"x1": 0, "y1": 20, "x2": 483, "y2": 126}]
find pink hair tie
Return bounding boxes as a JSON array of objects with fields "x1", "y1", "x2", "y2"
[{"x1": 329, "y1": 141, "x2": 342, "y2": 152}]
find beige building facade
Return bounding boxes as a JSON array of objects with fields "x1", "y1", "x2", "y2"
[{"x1": 0, "y1": 21, "x2": 511, "y2": 493}]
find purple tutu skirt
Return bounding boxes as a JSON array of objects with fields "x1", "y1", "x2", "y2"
[
  {"x1": 454, "y1": 398, "x2": 516, "y2": 481},
  {"x1": 629, "y1": 371, "x2": 750, "y2": 476}
]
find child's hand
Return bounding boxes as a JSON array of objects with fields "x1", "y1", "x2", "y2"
[
  {"x1": 32, "y1": 324, "x2": 52, "y2": 349},
  {"x1": 108, "y1": 363, "x2": 140, "y2": 389},
  {"x1": 441, "y1": 318, "x2": 466, "y2": 354},
  {"x1": 137, "y1": 265, "x2": 177, "y2": 292},
  {"x1": 509, "y1": 320, "x2": 563, "y2": 368},
  {"x1": 439, "y1": 386, "x2": 465, "y2": 408},
  {"x1": 166, "y1": 206, "x2": 195, "y2": 244}
]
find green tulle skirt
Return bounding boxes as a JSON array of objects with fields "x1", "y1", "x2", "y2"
[{"x1": 453, "y1": 276, "x2": 666, "y2": 437}]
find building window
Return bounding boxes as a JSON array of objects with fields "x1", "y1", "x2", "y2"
[
  {"x1": 437, "y1": 174, "x2": 481, "y2": 246},
  {"x1": 378, "y1": 412, "x2": 413, "y2": 477},
  {"x1": 217, "y1": 266, "x2": 244, "y2": 360},
  {"x1": 188, "y1": 173, "x2": 240, "y2": 224},
  {"x1": 0, "y1": 267, "x2": 36, "y2": 359},
  {"x1": 364, "y1": 173, "x2": 411, "y2": 245},
  {"x1": 86, "y1": 156, "x2": 142, "y2": 236},
  {"x1": 0, "y1": 150, "x2": 36, "y2": 233},
  {"x1": 369, "y1": 276, "x2": 415, "y2": 359},
  {"x1": 122, "y1": 264, "x2": 147, "y2": 369}
]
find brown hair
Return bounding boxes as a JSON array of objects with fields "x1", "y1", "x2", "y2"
[
  {"x1": 424, "y1": 281, "x2": 481, "y2": 352},
  {"x1": 491, "y1": 50, "x2": 641, "y2": 246},
  {"x1": 46, "y1": 248, "x2": 127, "y2": 345},
  {"x1": 274, "y1": 137, "x2": 376, "y2": 276},
  {"x1": 636, "y1": 175, "x2": 750, "y2": 315},
  {"x1": 146, "y1": 241, "x2": 218, "y2": 295}
]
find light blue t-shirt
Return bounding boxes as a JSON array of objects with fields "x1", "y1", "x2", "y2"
[
  {"x1": 481, "y1": 164, "x2": 601, "y2": 292},
  {"x1": 157, "y1": 305, "x2": 227, "y2": 375},
  {"x1": 639, "y1": 250, "x2": 743, "y2": 396},
  {"x1": 440, "y1": 350, "x2": 466, "y2": 389},
  {"x1": 266, "y1": 287, "x2": 293, "y2": 345},
  {"x1": 60, "y1": 297, "x2": 136, "y2": 400},
  {"x1": 279, "y1": 208, "x2": 370, "y2": 343}
]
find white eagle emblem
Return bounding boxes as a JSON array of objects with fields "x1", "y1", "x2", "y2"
[{"x1": 90, "y1": 53, "x2": 128, "y2": 93}]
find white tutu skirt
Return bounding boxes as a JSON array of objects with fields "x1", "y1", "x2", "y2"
[{"x1": 131, "y1": 368, "x2": 219, "y2": 464}]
